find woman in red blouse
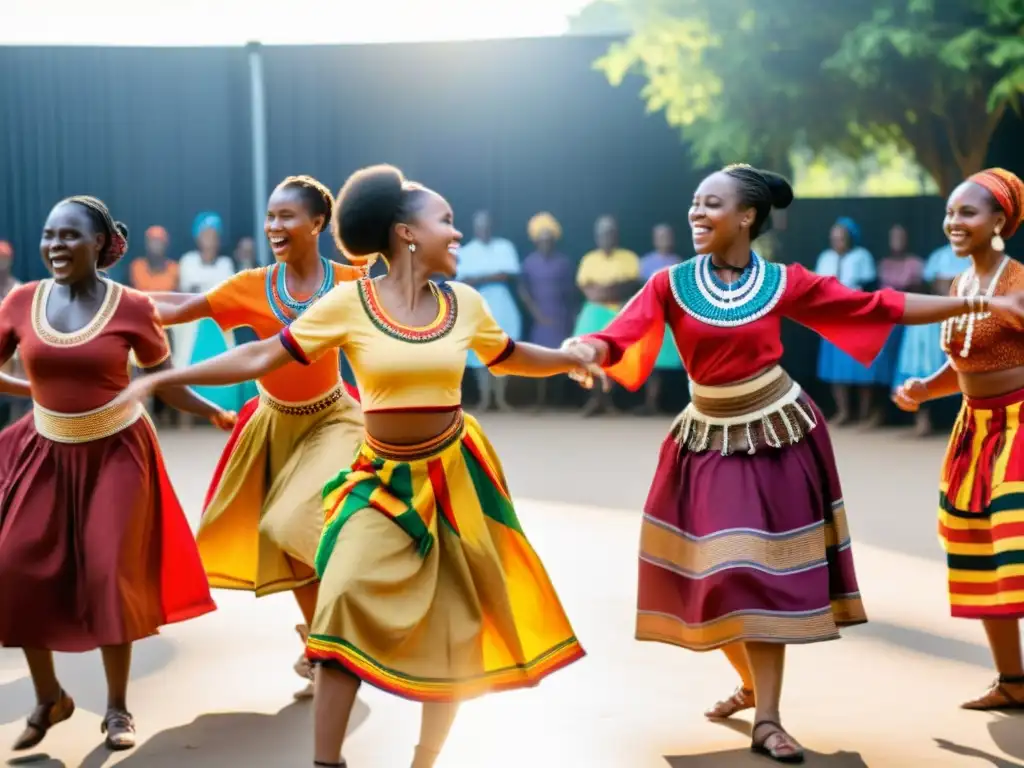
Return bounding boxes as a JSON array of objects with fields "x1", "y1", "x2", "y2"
[
  {"x1": 565, "y1": 165, "x2": 1024, "y2": 762},
  {"x1": 0, "y1": 197, "x2": 234, "y2": 753}
]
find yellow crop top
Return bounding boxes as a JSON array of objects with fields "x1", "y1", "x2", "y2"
[{"x1": 280, "y1": 278, "x2": 514, "y2": 413}]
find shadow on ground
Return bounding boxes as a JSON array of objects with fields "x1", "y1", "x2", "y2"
[
  {"x1": 934, "y1": 737, "x2": 1024, "y2": 767},
  {"x1": 0, "y1": 636, "x2": 176, "y2": 726}
]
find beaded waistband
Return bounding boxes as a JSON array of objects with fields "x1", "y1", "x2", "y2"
[
  {"x1": 259, "y1": 384, "x2": 345, "y2": 417},
  {"x1": 364, "y1": 410, "x2": 465, "y2": 463},
  {"x1": 33, "y1": 400, "x2": 144, "y2": 444},
  {"x1": 673, "y1": 367, "x2": 817, "y2": 455}
]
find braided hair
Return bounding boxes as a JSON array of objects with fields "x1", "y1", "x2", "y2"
[
  {"x1": 61, "y1": 195, "x2": 129, "y2": 269},
  {"x1": 277, "y1": 175, "x2": 334, "y2": 235},
  {"x1": 721, "y1": 164, "x2": 794, "y2": 240},
  {"x1": 331, "y1": 164, "x2": 429, "y2": 267}
]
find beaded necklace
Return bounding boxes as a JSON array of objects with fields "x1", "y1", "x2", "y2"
[
  {"x1": 264, "y1": 256, "x2": 334, "y2": 325},
  {"x1": 941, "y1": 255, "x2": 1009, "y2": 358},
  {"x1": 669, "y1": 252, "x2": 786, "y2": 327}
]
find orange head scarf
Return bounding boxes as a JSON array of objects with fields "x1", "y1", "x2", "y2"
[{"x1": 968, "y1": 168, "x2": 1024, "y2": 239}]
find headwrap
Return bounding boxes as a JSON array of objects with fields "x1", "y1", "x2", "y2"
[
  {"x1": 968, "y1": 168, "x2": 1024, "y2": 239},
  {"x1": 834, "y1": 216, "x2": 861, "y2": 247},
  {"x1": 0, "y1": 241, "x2": 11, "y2": 259},
  {"x1": 527, "y1": 212, "x2": 562, "y2": 243},
  {"x1": 145, "y1": 225, "x2": 169, "y2": 242},
  {"x1": 192, "y1": 212, "x2": 223, "y2": 241}
]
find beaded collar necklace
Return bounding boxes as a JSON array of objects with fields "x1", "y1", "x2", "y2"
[
  {"x1": 669, "y1": 252, "x2": 786, "y2": 327},
  {"x1": 265, "y1": 256, "x2": 333, "y2": 325},
  {"x1": 941, "y1": 254, "x2": 1009, "y2": 358}
]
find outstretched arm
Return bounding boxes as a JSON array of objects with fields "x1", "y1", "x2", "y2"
[
  {"x1": 153, "y1": 293, "x2": 214, "y2": 326},
  {"x1": 0, "y1": 372, "x2": 30, "y2": 398},
  {"x1": 487, "y1": 341, "x2": 592, "y2": 378},
  {"x1": 141, "y1": 359, "x2": 234, "y2": 426},
  {"x1": 135, "y1": 337, "x2": 291, "y2": 392}
]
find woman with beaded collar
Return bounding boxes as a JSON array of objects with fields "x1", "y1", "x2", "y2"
[
  {"x1": 894, "y1": 168, "x2": 1024, "y2": 711},
  {"x1": 149, "y1": 176, "x2": 365, "y2": 699},
  {"x1": 564, "y1": 164, "x2": 1024, "y2": 762}
]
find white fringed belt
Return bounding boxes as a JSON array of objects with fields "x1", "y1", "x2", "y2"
[{"x1": 671, "y1": 366, "x2": 818, "y2": 456}]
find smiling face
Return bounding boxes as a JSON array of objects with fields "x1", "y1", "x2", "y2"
[
  {"x1": 400, "y1": 190, "x2": 462, "y2": 278},
  {"x1": 944, "y1": 181, "x2": 1007, "y2": 257},
  {"x1": 265, "y1": 186, "x2": 323, "y2": 264},
  {"x1": 39, "y1": 202, "x2": 104, "y2": 284},
  {"x1": 688, "y1": 172, "x2": 754, "y2": 255}
]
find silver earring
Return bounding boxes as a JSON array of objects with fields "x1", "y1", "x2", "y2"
[{"x1": 409, "y1": 243, "x2": 417, "y2": 253}]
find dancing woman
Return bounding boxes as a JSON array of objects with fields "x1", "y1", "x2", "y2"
[
  {"x1": 113, "y1": 164, "x2": 603, "y2": 768},
  {"x1": 149, "y1": 176, "x2": 365, "y2": 697},
  {"x1": 894, "y1": 168, "x2": 1024, "y2": 710},
  {"x1": 0, "y1": 197, "x2": 230, "y2": 752},
  {"x1": 566, "y1": 165, "x2": 1024, "y2": 763}
]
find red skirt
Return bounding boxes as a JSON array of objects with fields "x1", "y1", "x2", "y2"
[{"x1": 0, "y1": 413, "x2": 216, "y2": 652}]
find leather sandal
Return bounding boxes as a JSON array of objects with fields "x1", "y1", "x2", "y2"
[
  {"x1": 705, "y1": 686, "x2": 755, "y2": 719},
  {"x1": 12, "y1": 690, "x2": 75, "y2": 751},
  {"x1": 101, "y1": 708, "x2": 136, "y2": 751},
  {"x1": 751, "y1": 720, "x2": 805, "y2": 764},
  {"x1": 961, "y1": 675, "x2": 1024, "y2": 710}
]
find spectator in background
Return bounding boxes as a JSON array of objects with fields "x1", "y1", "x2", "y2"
[
  {"x1": 456, "y1": 210, "x2": 522, "y2": 412},
  {"x1": 0, "y1": 241, "x2": 25, "y2": 428},
  {"x1": 892, "y1": 242, "x2": 968, "y2": 436},
  {"x1": 175, "y1": 213, "x2": 241, "y2": 421},
  {"x1": 234, "y1": 235, "x2": 257, "y2": 271},
  {"x1": 815, "y1": 217, "x2": 883, "y2": 426},
  {"x1": 573, "y1": 215, "x2": 640, "y2": 416},
  {"x1": 128, "y1": 226, "x2": 178, "y2": 293},
  {"x1": 636, "y1": 224, "x2": 684, "y2": 414},
  {"x1": 519, "y1": 212, "x2": 576, "y2": 410}
]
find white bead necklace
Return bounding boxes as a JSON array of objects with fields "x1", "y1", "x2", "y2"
[{"x1": 941, "y1": 255, "x2": 1009, "y2": 358}]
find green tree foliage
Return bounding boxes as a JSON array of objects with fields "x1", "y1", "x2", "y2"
[{"x1": 595, "y1": 0, "x2": 1024, "y2": 193}]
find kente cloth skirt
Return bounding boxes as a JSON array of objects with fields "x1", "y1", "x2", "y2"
[
  {"x1": 198, "y1": 384, "x2": 363, "y2": 596},
  {"x1": 0, "y1": 402, "x2": 215, "y2": 652},
  {"x1": 637, "y1": 367, "x2": 866, "y2": 651},
  {"x1": 306, "y1": 411, "x2": 584, "y2": 702},
  {"x1": 939, "y1": 388, "x2": 1024, "y2": 619}
]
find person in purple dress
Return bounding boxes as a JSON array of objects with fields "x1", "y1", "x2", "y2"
[
  {"x1": 519, "y1": 213, "x2": 576, "y2": 410},
  {"x1": 636, "y1": 224, "x2": 684, "y2": 414}
]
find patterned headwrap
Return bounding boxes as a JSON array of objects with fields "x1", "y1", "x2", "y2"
[
  {"x1": 968, "y1": 168, "x2": 1024, "y2": 239},
  {"x1": 834, "y1": 216, "x2": 861, "y2": 247},
  {"x1": 145, "y1": 225, "x2": 169, "y2": 242},
  {"x1": 192, "y1": 212, "x2": 223, "y2": 241},
  {"x1": 0, "y1": 241, "x2": 11, "y2": 259},
  {"x1": 527, "y1": 212, "x2": 562, "y2": 243}
]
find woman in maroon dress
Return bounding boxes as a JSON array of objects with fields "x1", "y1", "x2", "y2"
[
  {"x1": 565, "y1": 165, "x2": 1024, "y2": 762},
  {"x1": 0, "y1": 197, "x2": 232, "y2": 752}
]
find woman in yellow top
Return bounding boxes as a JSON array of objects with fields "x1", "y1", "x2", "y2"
[
  {"x1": 115, "y1": 164, "x2": 604, "y2": 768},
  {"x1": 574, "y1": 215, "x2": 641, "y2": 415},
  {"x1": 147, "y1": 176, "x2": 365, "y2": 698}
]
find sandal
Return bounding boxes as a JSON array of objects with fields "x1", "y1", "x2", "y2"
[
  {"x1": 12, "y1": 690, "x2": 75, "y2": 751},
  {"x1": 101, "y1": 708, "x2": 136, "y2": 751},
  {"x1": 961, "y1": 675, "x2": 1024, "y2": 710},
  {"x1": 705, "y1": 686, "x2": 755, "y2": 719},
  {"x1": 314, "y1": 761, "x2": 346, "y2": 767},
  {"x1": 751, "y1": 720, "x2": 805, "y2": 764}
]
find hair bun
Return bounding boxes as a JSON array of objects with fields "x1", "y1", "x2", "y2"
[
  {"x1": 333, "y1": 164, "x2": 405, "y2": 261},
  {"x1": 115, "y1": 221, "x2": 129, "y2": 240},
  {"x1": 760, "y1": 171, "x2": 794, "y2": 209}
]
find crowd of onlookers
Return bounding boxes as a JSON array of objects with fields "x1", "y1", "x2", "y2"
[{"x1": 0, "y1": 210, "x2": 963, "y2": 434}]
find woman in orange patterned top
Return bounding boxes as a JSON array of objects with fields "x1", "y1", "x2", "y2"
[
  {"x1": 895, "y1": 168, "x2": 1024, "y2": 710},
  {"x1": 114, "y1": 164, "x2": 604, "y2": 768},
  {"x1": 0, "y1": 197, "x2": 232, "y2": 753},
  {"x1": 149, "y1": 176, "x2": 365, "y2": 699}
]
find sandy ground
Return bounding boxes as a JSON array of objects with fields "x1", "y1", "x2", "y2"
[{"x1": 2, "y1": 412, "x2": 1023, "y2": 767}]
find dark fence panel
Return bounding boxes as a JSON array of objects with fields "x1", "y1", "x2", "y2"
[{"x1": 0, "y1": 46, "x2": 253, "y2": 283}]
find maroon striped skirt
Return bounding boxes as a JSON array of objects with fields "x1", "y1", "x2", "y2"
[{"x1": 636, "y1": 394, "x2": 866, "y2": 651}]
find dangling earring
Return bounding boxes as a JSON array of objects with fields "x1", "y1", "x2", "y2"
[
  {"x1": 409, "y1": 243, "x2": 417, "y2": 253},
  {"x1": 992, "y1": 226, "x2": 1005, "y2": 253}
]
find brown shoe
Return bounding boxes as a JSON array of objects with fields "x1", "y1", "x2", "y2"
[
  {"x1": 961, "y1": 676, "x2": 1024, "y2": 710},
  {"x1": 12, "y1": 690, "x2": 75, "y2": 751},
  {"x1": 704, "y1": 686, "x2": 755, "y2": 719},
  {"x1": 751, "y1": 720, "x2": 805, "y2": 764}
]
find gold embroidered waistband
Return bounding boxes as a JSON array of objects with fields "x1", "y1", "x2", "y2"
[
  {"x1": 33, "y1": 400, "x2": 144, "y2": 444},
  {"x1": 259, "y1": 383, "x2": 345, "y2": 417},
  {"x1": 675, "y1": 367, "x2": 817, "y2": 455}
]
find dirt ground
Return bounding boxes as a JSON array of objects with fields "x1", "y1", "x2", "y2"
[{"x1": 1, "y1": 412, "x2": 1022, "y2": 767}]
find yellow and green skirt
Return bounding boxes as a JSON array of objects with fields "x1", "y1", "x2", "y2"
[
  {"x1": 306, "y1": 411, "x2": 585, "y2": 702},
  {"x1": 197, "y1": 384, "x2": 363, "y2": 596},
  {"x1": 940, "y1": 387, "x2": 1024, "y2": 620}
]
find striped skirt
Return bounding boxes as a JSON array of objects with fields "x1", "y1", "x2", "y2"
[
  {"x1": 940, "y1": 388, "x2": 1024, "y2": 619},
  {"x1": 306, "y1": 411, "x2": 584, "y2": 702}
]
